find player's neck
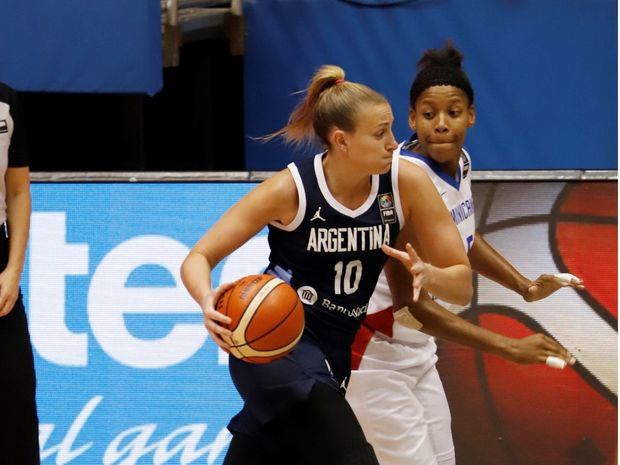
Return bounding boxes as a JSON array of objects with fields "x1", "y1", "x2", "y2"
[
  {"x1": 322, "y1": 153, "x2": 372, "y2": 210},
  {"x1": 438, "y1": 159, "x2": 459, "y2": 179}
]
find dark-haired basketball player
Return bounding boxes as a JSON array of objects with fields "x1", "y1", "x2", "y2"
[{"x1": 347, "y1": 41, "x2": 583, "y2": 465}]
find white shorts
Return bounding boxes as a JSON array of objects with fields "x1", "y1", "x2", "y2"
[{"x1": 346, "y1": 337, "x2": 455, "y2": 465}]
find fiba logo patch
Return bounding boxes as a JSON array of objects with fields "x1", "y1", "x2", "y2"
[
  {"x1": 378, "y1": 193, "x2": 393, "y2": 209},
  {"x1": 297, "y1": 286, "x2": 318, "y2": 305},
  {"x1": 0, "y1": 120, "x2": 7, "y2": 134},
  {"x1": 377, "y1": 193, "x2": 396, "y2": 224}
]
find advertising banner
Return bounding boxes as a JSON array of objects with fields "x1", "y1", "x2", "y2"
[
  {"x1": 439, "y1": 181, "x2": 617, "y2": 465},
  {"x1": 25, "y1": 181, "x2": 616, "y2": 464}
]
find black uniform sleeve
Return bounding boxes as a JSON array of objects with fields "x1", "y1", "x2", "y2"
[{"x1": 3, "y1": 84, "x2": 29, "y2": 168}]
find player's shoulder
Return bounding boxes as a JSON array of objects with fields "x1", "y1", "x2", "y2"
[
  {"x1": 398, "y1": 156, "x2": 428, "y2": 178},
  {"x1": 394, "y1": 142, "x2": 431, "y2": 179},
  {"x1": 260, "y1": 165, "x2": 298, "y2": 198},
  {"x1": 249, "y1": 166, "x2": 300, "y2": 226},
  {"x1": 396, "y1": 153, "x2": 436, "y2": 198}
]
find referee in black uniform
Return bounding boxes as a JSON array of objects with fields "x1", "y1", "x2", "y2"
[{"x1": 0, "y1": 82, "x2": 39, "y2": 465}]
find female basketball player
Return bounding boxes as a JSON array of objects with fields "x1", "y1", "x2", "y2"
[
  {"x1": 346, "y1": 42, "x2": 583, "y2": 465},
  {"x1": 181, "y1": 64, "x2": 571, "y2": 465}
]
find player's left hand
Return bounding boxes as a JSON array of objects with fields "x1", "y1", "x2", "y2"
[
  {"x1": 504, "y1": 333, "x2": 575, "y2": 369},
  {"x1": 523, "y1": 273, "x2": 584, "y2": 302},
  {"x1": 382, "y1": 243, "x2": 434, "y2": 302},
  {"x1": 0, "y1": 267, "x2": 21, "y2": 317}
]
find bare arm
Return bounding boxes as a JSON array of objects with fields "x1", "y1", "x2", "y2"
[
  {"x1": 0, "y1": 167, "x2": 30, "y2": 316},
  {"x1": 385, "y1": 257, "x2": 573, "y2": 365},
  {"x1": 469, "y1": 231, "x2": 584, "y2": 302},
  {"x1": 180, "y1": 169, "x2": 299, "y2": 350},
  {"x1": 392, "y1": 161, "x2": 472, "y2": 305}
]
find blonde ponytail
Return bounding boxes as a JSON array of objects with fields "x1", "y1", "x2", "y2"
[{"x1": 265, "y1": 65, "x2": 387, "y2": 148}]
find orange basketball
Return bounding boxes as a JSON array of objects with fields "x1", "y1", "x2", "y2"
[{"x1": 216, "y1": 274, "x2": 305, "y2": 363}]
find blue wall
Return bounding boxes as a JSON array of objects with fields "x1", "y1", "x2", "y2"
[
  {"x1": 0, "y1": 0, "x2": 162, "y2": 94},
  {"x1": 244, "y1": 0, "x2": 617, "y2": 170}
]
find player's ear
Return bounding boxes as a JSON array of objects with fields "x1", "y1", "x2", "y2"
[
  {"x1": 408, "y1": 108, "x2": 416, "y2": 131},
  {"x1": 331, "y1": 129, "x2": 348, "y2": 152},
  {"x1": 468, "y1": 105, "x2": 476, "y2": 127}
]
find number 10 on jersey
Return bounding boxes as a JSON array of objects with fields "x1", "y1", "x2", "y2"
[{"x1": 334, "y1": 260, "x2": 362, "y2": 295}]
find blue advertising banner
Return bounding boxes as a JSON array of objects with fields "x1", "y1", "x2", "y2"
[
  {"x1": 23, "y1": 181, "x2": 616, "y2": 464},
  {"x1": 0, "y1": 1, "x2": 162, "y2": 94},
  {"x1": 25, "y1": 183, "x2": 271, "y2": 464}
]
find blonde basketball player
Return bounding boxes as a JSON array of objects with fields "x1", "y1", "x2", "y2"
[{"x1": 182, "y1": 65, "x2": 475, "y2": 465}]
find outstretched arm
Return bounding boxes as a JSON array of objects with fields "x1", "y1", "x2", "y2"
[
  {"x1": 384, "y1": 257, "x2": 574, "y2": 366},
  {"x1": 469, "y1": 231, "x2": 584, "y2": 302}
]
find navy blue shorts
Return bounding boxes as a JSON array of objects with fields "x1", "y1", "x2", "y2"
[{"x1": 228, "y1": 334, "x2": 345, "y2": 435}]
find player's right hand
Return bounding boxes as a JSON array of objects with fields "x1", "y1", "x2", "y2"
[
  {"x1": 382, "y1": 242, "x2": 433, "y2": 302},
  {"x1": 201, "y1": 282, "x2": 235, "y2": 352},
  {"x1": 504, "y1": 333, "x2": 575, "y2": 368}
]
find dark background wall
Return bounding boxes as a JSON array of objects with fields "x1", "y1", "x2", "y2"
[
  {"x1": 19, "y1": 39, "x2": 244, "y2": 172},
  {"x1": 2, "y1": 0, "x2": 617, "y2": 172}
]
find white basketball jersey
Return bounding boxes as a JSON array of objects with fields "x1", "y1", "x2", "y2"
[{"x1": 367, "y1": 140, "x2": 476, "y2": 345}]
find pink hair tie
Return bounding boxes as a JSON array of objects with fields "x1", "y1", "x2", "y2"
[{"x1": 335, "y1": 79, "x2": 345, "y2": 84}]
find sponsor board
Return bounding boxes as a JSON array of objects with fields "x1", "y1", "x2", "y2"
[
  {"x1": 25, "y1": 183, "x2": 270, "y2": 464},
  {"x1": 24, "y1": 181, "x2": 616, "y2": 464}
]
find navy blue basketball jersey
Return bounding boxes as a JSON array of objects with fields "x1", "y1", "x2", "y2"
[
  {"x1": 227, "y1": 153, "x2": 403, "y2": 438},
  {"x1": 267, "y1": 153, "x2": 403, "y2": 352}
]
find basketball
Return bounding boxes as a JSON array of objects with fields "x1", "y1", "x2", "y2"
[{"x1": 216, "y1": 274, "x2": 305, "y2": 363}]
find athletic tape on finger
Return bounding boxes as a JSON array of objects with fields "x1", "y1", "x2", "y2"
[
  {"x1": 554, "y1": 273, "x2": 581, "y2": 286},
  {"x1": 546, "y1": 356, "x2": 567, "y2": 369}
]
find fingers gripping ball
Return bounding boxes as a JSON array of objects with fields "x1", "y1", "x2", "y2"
[{"x1": 216, "y1": 274, "x2": 305, "y2": 363}]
